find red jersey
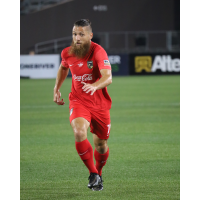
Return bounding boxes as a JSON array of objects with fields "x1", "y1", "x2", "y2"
[{"x1": 61, "y1": 42, "x2": 112, "y2": 110}]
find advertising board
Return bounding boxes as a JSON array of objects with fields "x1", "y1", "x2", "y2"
[
  {"x1": 20, "y1": 55, "x2": 60, "y2": 79},
  {"x1": 129, "y1": 53, "x2": 180, "y2": 75},
  {"x1": 108, "y1": 54, "x2": 129, "y2": 76}
]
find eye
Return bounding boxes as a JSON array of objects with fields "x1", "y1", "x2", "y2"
[
  {"x1": 73, "y1": 33, "x2": 77, "y2": 36},
  {"x1": 80, "y1": 33, "x2": 84, "y2": 37}
]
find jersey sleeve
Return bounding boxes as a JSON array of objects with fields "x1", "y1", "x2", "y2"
[
  {"x1": 61, "y1": 49, "x2": 69, "y2": 68},
  {"x1": 95, "y1": 47, "x2": 111, "y2": 71}
]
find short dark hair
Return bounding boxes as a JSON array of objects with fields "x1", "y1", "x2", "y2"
[{"x1": 74, "y1": 19, "x2": 92, "y2": 32}]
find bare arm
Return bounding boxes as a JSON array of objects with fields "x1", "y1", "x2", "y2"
[
  {"x1": 53, "y1": 64, "x2": 69, "y2": 105},
  {"x1": 81, "y1": 69, "x2": 112, "y2": 95}
]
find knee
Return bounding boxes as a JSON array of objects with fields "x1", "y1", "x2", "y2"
[
  {"x1": 71, "y1": 118, "x2": 89, "y2": 142},
  {"x1": 95, "y1": 141, "x2": 108, "y2": 154},
  {"x1": 73, "y1": 128, "x2": 87, "y2": 142}
]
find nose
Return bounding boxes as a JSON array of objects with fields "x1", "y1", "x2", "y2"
[{"x1": 76, "y1": 35, "x2": 80, "y2": 41}]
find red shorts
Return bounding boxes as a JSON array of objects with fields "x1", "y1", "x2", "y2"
[{"x1": 69, "y1": 101, "x2": 111, "y2": 140}]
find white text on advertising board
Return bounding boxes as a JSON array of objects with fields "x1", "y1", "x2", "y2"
[
  {"x1": 108, "y1": 55, "x2": 121, "y2": 64},
  {"x1": 152, "y1": 55, "x2": 180, "y2": 72},
  {"x1": 135, "y1": 55, "x2": 180, "y2": 73},
  {"x1": 108, "y1": 55, "x2": 121, "y2": 72}
]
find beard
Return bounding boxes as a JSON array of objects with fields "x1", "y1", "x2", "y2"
[{"x1": 68, "y1": 40, "x2": 91, "y2": 58}]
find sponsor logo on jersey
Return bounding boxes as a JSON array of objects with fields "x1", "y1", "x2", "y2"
[
  {"x1": 135, "y1": 55, "x2": 180, "y2": 73},
  {"x1": 104, "y1": 60, "x2": 110, "y2": 66},
  {"x1": 73, "y1": 74, "x2": 93, "y2": 81},
  {"x1": 87, "y1": 61, "x2": 93, "y2": 69},
  {"x1": 78, "y1": 62, "x2": 83, "y2": 67}
]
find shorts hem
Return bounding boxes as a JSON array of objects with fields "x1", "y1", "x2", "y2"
[
  {"x1": 70, "y1": 116, "x2": 91, "y2": 124},
  {"x1": 91, "y1": 131, "x2": 110, "y2": 140}
]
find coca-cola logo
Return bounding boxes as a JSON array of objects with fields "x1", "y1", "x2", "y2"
[{"x1": 73, "y1": 74, "x2": 93, "y2": 81}]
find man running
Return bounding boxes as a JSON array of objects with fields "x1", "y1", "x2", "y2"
[{"x1": 53, "y1": 19, "x2": 112, "y2": 191}]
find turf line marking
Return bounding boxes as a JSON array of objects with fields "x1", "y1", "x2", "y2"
[
  {"x1": 20, "y1": 105, "x2": 64, "y2": 109},
  {"x1": 126, "y1": 102, "x2": 180, "y2": 106},
  {"x1": 20, "y1": 102, "x2": 179, "y2": 109}
]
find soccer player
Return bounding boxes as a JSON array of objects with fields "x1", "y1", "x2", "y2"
[{"x1": 53, "y1": 19, "x2": 112, "y2": 191}]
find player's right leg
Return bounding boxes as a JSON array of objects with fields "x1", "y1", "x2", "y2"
[{"x1": 71, "y1": 117, "x2": 89, "y2": 142}]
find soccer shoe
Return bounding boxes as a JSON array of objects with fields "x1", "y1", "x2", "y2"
[
  {"x1": 92, "y1": 176, "x2": 103, "y2": 191},
  {"x1": 87, "y1": 173, "x2": 101, "y2": 189}
]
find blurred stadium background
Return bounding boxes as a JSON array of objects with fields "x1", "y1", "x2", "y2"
[
  {"x1": 20, "y1": 0, "x2": 180, "y2": 77},
  {"x1": 20, "y1": 0, "x2": 180, "y2": 199}
]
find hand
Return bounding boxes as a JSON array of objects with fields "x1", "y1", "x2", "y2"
[
  {"x1": 81, "y1": 82, "x2": 97, "y2": 95},
  {"x1": 53, "y1": 88, "x2": 65, "y2": 105}
]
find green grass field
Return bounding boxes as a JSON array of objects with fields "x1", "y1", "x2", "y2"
[{"x1": 20, "y1": 75, "x2": 180, "y2": 200}]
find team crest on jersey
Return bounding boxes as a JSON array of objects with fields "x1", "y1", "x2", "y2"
[{"x1": 87, "y1": 61, "x2": 93, "y2": 69}]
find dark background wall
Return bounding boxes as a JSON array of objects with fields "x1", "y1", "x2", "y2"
[{"x1": 20, "y1": 0, "x2": 180, "y2": 54}]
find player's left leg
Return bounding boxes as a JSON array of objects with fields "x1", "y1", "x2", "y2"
[
  {"x1": 89, "y1": 109, "x2": 111, "y2": 191},
  {"x1": 92, "y1": 134, "x2": 109, "y2": 191},
  {"x1": 93, "y1": 134, "x2": 109, "y2": 175}
]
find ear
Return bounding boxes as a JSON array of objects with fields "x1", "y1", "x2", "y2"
[{"x1": 90, "y1": 32, "x2": 93, "y2": 40}]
